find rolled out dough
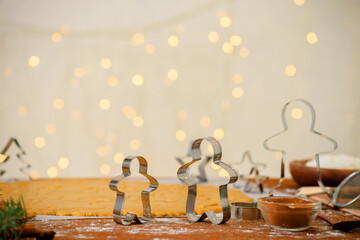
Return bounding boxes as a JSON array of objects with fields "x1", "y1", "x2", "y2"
[{"x1": 0, "y1": 178, "x2": 253, "y2": 217}]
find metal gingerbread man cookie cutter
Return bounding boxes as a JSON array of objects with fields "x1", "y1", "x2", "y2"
[
  {"x1": 109, "y1": 155, "x2": 159, "y2": 225},
  {"x1": 263, "y1": 99, "x2": 338, "y2": 197},
  {"x1": 177, "y1": 137, "x2": 238, "y2": 224}
]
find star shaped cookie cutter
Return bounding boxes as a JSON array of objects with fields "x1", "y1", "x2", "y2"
[
  {"x1": 177, "y1": 137, "x2": 238, "y2": 224},
  {"x1": 175, "y1": 140, "x2": 212, "y2": 183},
  {"x1": 109, "y1": 155, "x2": 159, "y2": 225},
  {"x1": 263, "y1": 99, "x2": 337, "y2": 197}
]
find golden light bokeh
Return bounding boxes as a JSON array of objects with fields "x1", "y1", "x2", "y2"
[
  {"x1": 239, "y1": 47, "x2": 249, "y2": 58},
  {"x1": 58, "y1": 157, "x2": 70, "y2": 169},
  {"x1": 35, "y1": 137, "x2": 46, "y2": 148},
  {"x1": 208, "y1": 31, "x2": 219, "y2": 43},
  {"x1": 3, "y1": 66, "x2": 13, "y2": 77},
  {"x1": 29, "y1": 169, "x2": 40, "y2": 179},
  {"x1": 168, "y1": 35, "x2": 179, "y2": 47},
  {"x1": 100, "y1": 58, "x2": 112, "y2": 69},
  {"x1": 132, "y1": 74, "x2": 144, "y2": 86},
  {"x1": 51, "y1": 32, "x2": 62, "y2": 43},
  {"x1": 222, "y1": 42, "x2": 234, "y2": 54},
  {"x1": 17, "y1": 105, "x2": 27, "y2": 116},
  {"x1": 213, "y1": 128, "x2": 225, "y2": 140},
  {"x1": 45, "y1": 124, "x2": 56, "y2": 134},
  {"x1": 99, "y1": 98, "x2": 111, "y2": 110},
  {"x1": 200, "y1": 116, "x2": 211, "y2": 127},
  {"x1": 123, "y1": 105, "x2": 137, "y2": 120},
  {"x1": 130, "y1": 139, "x2": 141, "y2": 150},
  {"x1": 232, "y1": 74, "x2": 243, "y2": 84},
  {"x1": 133, "y1": 116, "x2": 144, "y2": 127},
  {"x1": 175, "y1": 130, "x2": 186, "y2": 141},
  {"x1": 131, "y1": 33, "x2": 145, "y2": 45},
  {"x1": 0, "y1": 154, "x2": 7, "y2": 163},
  {"x1": 96, "y1": 145, "x2": 108, "y2": 157},
  {"x1": 114, "y1": 152, "x2": 124, "y2": 164},
  {"x1": 175, "y1": 24, "x2": 186, "y2": 34},
  {"x1": 220, "y1": 16, "x2": 232, "y2": 28},
  {"x1": 60, "y1": 24, "x2": 71, "y2": 35},
  {"x1": 285, "y1": 64, "x2": 297, "y2": 76},
  {"x1": 69, "y1": 78, "x2": 80, "y2": 87},
  {"x1": 74, "y1": 68, "x2": 85, "y2": 78},
  {"x1": 47, "y1": 166, "x2": 58, "y2": 178},
  {"x1": 230, "y1": 35, "x2": 242, "y2": 46},
  {"x1": 53, "y1": 98, "x2": 64, "y2": 110},
  {"x1": 107, "y1": 76, "x2": 118, "y2": 87},
  {"x1": 232, "y1": 87, "x2": 244, "y2": 98},
  {"x1": 291, "y1": 108, "x2": 303, "y2": 119},
  {"x1": 294, "y1": 0, "x2": 306, "y2": 6},
  {"x1": 99, "y1": 163, "x2": 111, "y2": 175},
  {"x1": 168, "y1": 69, "x2": 178, "y2": 81},
  {"x1": 306, "y1": 32, "x2": 318, "y2": 44},
  {"x1": 145, "y1": 44, "x2": 155, "y2": 54},
  {"x1": 28, "y1": 56, "x2": 40, "y2": 67},
  {"x1": 221, "y1": 100, "x2": 231, "y2": 111},
  {"x1": 71, "y1": 110, "x2": 83, "y2": 120},
  {"x1": 177, "y1": 110, "x2": 187, "y2": 121}
]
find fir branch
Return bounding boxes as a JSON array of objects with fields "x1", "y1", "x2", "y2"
[{"x1": 0, "y1": 196, "x2": 27, "y2": 240}]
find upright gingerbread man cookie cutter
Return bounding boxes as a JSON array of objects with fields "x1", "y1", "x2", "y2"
[
  {"x1": 109, "y1": 155, "x2": 159, "y2": 225},
  {"x1": 177, "y1": 137, "x2": 238, "y2": 224},
  {"x1": 263, "y1": 99, "x2": 338, "y2": 197}
]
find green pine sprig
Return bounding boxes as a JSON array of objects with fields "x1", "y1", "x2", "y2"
[{"x1": 0, "y1": 196, "x2": 28, "y2": 240}]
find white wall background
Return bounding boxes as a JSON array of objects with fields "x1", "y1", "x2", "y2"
[{"x1": 0, "y1": 0, "x2": 359, "y2": 180}]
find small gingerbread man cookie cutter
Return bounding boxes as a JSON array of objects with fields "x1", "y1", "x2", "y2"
[
  {"x1": 177, "y1": 137, "x2": 238, "y2": 224},
  {"x1": 109, "y1": 155, "x2": 159, "y2": 225},
  {"x1": 263, "y1": 99, "x2": 338, "y2": 197}
]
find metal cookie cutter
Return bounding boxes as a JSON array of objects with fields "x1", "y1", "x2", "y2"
[
  {"x1": 177, "y1": 137, "x2": 238, "y2": 224},
  {"x1": 109, "y1": 155, "x2": 159, "y2": 225},
  {"x1": 175, "y1": 140, "x2": 212, "y2": 183},
  {"x1": 231, "y1": 202, "x2": 261, "y2": 220},
  {"x1": 263, "y1": 99, "x2": 337, "y2": 197}
]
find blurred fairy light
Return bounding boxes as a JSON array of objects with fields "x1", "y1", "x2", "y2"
[
  {"x1": 132, "y1": 74, "x2": 144, "y2": 86},
  {"x1": 168, "y1": 35, "x2": 179, "y2": 47},
  {"x1": 130, "y1": 139, "x2": 141, "y2": 150},
  {"x1": 60, "y1": 24, "x2": 71, "y2": 35},
  {"x1": 175, "y1": 130, "x2": 186, "y2": 142},
  {"x1": 47, "y1": 166, "x2": 58, "y2": 178},
  {"x1": 71, "y1": 110, "x2": 83, "y2": 120},
  {"x1": 219, "y1": 16, "x2": 232, "y2": 28},
  {"x1": 53, "y1": 98, "x2": 64, "y2": 110},
  {"x1": 99, "y1": 163, "x2": 111, "y2": 175},
  {"x1": 291, "y1": 108, "x2": 303, "y2": 119},
  {"x1": 106, "y1": 133, "x2": 117, "y2": 143},
  {"x1": 35, "y1": 137, "x2": 46, "y2": 148},
  {"x1": 107, "y1": 76, "x2": 118, "y2": 87},
  {"x1": 3, "y1": 66, "x2": 13, "y2": 77},
  {"x1": 177, "y1": 110, "x2": 188, "y2": 121},
  {"x1": 285, "y1": 64, "x2": 296, "y2": 76},
  {"x1": 58, "y1": 157, "x2": 70, "y2": 169},
  {"x1": 230, "y1": 35, "x2": 242, "y2": 46},
  {"x1": 221, "y1": 100, "x2": 231, "y2": 111},
  {"x1": 131, "y1": 33, "x2": 145, "y2": 45},
  {"x1": 175, "y1": 24, "x2": 186, "y2": 34},
  {"x1": 29, "y1": 169, "x2": 40, "y2": 179},
  {"x1": 232, "y1": 87, "x2": 244, "y2": 98},
  {"x1": 232, "y1": 74, "x2": 243, "y2": 84},
  {"x1": 133, "y1": 116, "x2": 144, "y2": 127},
  {"x1": 97, "y1": 145, "x2": 108, "y2": 157},
  {"x1": 306, "y1": 32, "x2": 318, "y2": 44},
  {"x1": 69, "y1": 78, "x2": 80, "y2": 87},
  {"x1": 99, "y1": 99, "x2": 111, "y2": 110},
  {"x1": 45, "y1": 124, "x2": 56, "y2": 134},
  {"x1": 51, "y1": 32, "x2": 62, "y2": 43},
  {"x1": 168, "y1": 69, "x2": 178, "y2": 81},
  {"x1": 123, "y1": 106, "x2": 137, "y2": 119},
  {"x1": 200, "y1": 116, "x2": 211, "y2": 127},
  {"x1": 208, "y1": 31, "x2": 219, "y2": 43},
  {"x1": 213, "y1": 128, "x2": 225, "y2": 140},
  {"x1": 294, "y1": 0, "x2": 306, "y2": 6},
  {"x1": 100, "y1": 58, "x2": 112, "y2": 69},
  {"x1": 28, "y1": 56, "x2": 40, "y2": 67},
  {"x1": 239, "y1": 47, "x2": 249, "y2": 58},
  {"x1": 17, "y1": 105, "x2": 27, "y2": 116},
  {"x1": 95, "y1": 127, "x2": 105, "y2": 138},
  {"x1": 114, "y1": 152, "x2": 124, "y2": 164},
  {"x1": 222, "y1": 42, "x2": 234, "y2": 54},
  {"x1": 145, "y1": 44, "x2": 155, "y2": 54},
  {"x1": 74, "y1": 68, "x2": 85, "y2": 78}
]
